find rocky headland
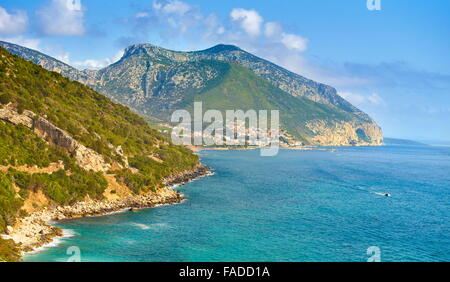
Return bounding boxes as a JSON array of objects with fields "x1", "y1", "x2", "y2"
[{"x1": 2, "y1": 164, "x2": 210, "y2": 256}]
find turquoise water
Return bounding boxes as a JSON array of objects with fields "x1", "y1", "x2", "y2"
[{"x1": 25, "y1": 146, "x2": 450, "y2": 262}]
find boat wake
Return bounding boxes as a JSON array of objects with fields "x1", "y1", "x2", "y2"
[{"x1": 130, "y1": 222, "x2": 170, "y2": 230}]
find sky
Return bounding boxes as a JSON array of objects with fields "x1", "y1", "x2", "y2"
[{"x1": 0, "y1": 0, "x2": 449, "y2": 142}]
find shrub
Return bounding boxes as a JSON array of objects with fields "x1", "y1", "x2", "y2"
[
  {"x1": 0, "y1": 93, "x2": 12, "y2": 105},
  {"x1": 0, "y1": 172, "x2": 23, "y2": 233},
  {"x1": 0, "y1": 238, "x2": 21, "y2": 262}
]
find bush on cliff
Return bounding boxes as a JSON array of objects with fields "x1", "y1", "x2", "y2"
[
  {"x1": 0, "y1": 121, "x2": 66, "y2": 168},
  {"x1": 0, "y1": 93, "x2": 12, "y2": 105},
  {"x1": 9, "y1": 168, "x2": 108, "y2": 206},
  {"x1": 0, "y1": 237, "x2": 21, "y2": 262},
  {"x1": 0, "y1": 172, "x2": 23, "y2": 233},
  {"x1": 115, "y1": 145, "x2": 198, "y2": 194}
]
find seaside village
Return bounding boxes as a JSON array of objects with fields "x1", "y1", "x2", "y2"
[{"x1": 163, "y1": 119, "x2": 305, "y2": 148}]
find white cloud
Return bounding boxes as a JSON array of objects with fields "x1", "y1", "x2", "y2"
[
  {"x1": 135, "y1": 12, "x2": 149, "y2": 19},
  {"x1": 148, "y1": 0, "x2": 203, "y2": 37},
  {"x1": 264, "y1": 22, "x2": 282, "y2": 38},
  {"x1": 71, "y1": 49, "x2": 124, "y2": 70},
  {"x1": 203, "y1": 14, "x2": 225, "y2": 39},
  {"x1": 153, "y1": 0, "x2": 191, "y2": 16},
  {"x1": 230, "y1": 8, "x2": 263, "y2": 36},
  {"x1": 37, "y1": 0, "x2": 85, "y2": 36},
  {"x1": 0, "y1": 7, "x2": 27, "y2": 34},
  {"x1": 264, "y1": 22, "x2": 308, "y2": 52},
  {"x1": 53, "y1": 52, "x2": 71, "y2": 64},
  {"x1": 339, "y1": 92, "x2": 386, "y2": 107},
  {"x1": 281, "y1": 33, "x2": 308, "y2": 52},
  {"x1": 367, "y1": 93, "x2": 385, "y2": 105},
  {"x1": 0, "y1": 36, "x2": 40, "y2": 50},
  {"x1": 152, "y1": 1, "x2": 162, "y2": 10},
  {"x1": 161, "y1": 0, "x2": 190, "y2": 15}
]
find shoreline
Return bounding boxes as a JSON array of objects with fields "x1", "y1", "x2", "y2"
[
  {"x1": 5, "y1": 164, "x2": 211, "y2": 260},
  {"x1": 189, "y1": 144, "x2": 384, "y2": 152}
]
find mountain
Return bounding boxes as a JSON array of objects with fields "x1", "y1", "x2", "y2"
[
  {"x1": 384, "y1": 138, "x2": 428, "y2": 146},
  {"x1": 191, "y1": 44, "x2": 368, "y2": 118},
  {"x1": 0, "y1": 47, "x2": 202, "y2": 261},
  {"x1": 87, "y1": 44, "x2": 382, "y2": 145},
  {"x1": 0, "y1": 41, "x2": 93, "y2": 84},
  {"x1": 0, "y1": 41, "x2": 383, "y2": 146}
]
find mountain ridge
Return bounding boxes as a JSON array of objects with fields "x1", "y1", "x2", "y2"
[{"x1": 0, "y1": 40, "x2": 383, "y2": 146}]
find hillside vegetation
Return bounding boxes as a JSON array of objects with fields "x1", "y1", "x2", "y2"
[
  {"x1": 0, "y1": 41, "x2": 383, "y2": 146},
  {"x1": 0, "y1": 47, "x2": 200, "y2": 260},
  {"x1": 179, "y1": 62, "x2": 355, "y2": 142},
  {"x1": 85, "y1": 44, "x2": 383, "y2": 145}
]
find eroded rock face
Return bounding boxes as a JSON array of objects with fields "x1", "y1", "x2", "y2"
[
  {"x1": 73, "y1": 144, "x2": 111, "y2": 172},
  {"x1": 0, "y1": 104, "x2": 35, "y2": 128},
  {"x1": 0, "y1": 104, "x2": 111, "y2": 172},
  {"x1": 306, "y1": 120, "x2": 383, "y2": 146},
  {"x1": 33, "y1": 117, "x2": 79, "y2": 152},
  {"x1": 33, "y1": 117, "x2": 112, "y2": 171}
]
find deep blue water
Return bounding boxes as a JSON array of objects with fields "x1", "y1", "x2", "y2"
[{"x1": 25, "y1": 146, "x2": 450, "y2": 262}]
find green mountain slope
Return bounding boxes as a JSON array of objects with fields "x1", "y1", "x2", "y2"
[
  {"x1": 0, "y1": 41, "x2": 383, "y2": 146},
  {"x1": 175, "y1": 63, "x2": 357, "y2": 143},
  {"x1": 0, "y1": 40, "x2": 91, "y2": 83},
  {"x1": 190, "y1": 44, "x2": 369, "y2": 120},
  {"x1": 0, "y1": 47, "x2": 200, "y2": 260},
  {"x1": 88, "y1": 45, "x2": 382, "y2": 145}
]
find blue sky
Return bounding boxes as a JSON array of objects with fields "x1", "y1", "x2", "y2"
[{"x1": 0, "y1": 0, "x2": 449, "y2": 142}]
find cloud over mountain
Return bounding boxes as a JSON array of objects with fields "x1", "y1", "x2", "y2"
[
  {"x1": 37, "y1": 0, "x2": 85, "y2": 36},
  {"x1": 0, "y1": 6, "x2": 28, "y2": 34}
]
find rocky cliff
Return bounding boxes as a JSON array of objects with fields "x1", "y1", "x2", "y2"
[{"x1": 0, "y1": 104, "x2": 112, "y2": 172}]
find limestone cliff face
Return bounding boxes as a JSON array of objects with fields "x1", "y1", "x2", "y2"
[
  {"x1": 0, "y1": 106, "x2": 34, "y2": 128},
  {"x1": 306, "y1": 120, "x2": 383, "y2": 146},
  {"x1": 0, "y1": 104, "x2": 112, "y2": 172}
]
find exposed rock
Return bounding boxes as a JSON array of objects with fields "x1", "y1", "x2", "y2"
[
  {"x1": 33, "y1": 117, "x2": 78, "y2": 151},
  {"x1": 0, "y1": 103, "x2": 34, "y2": 128},
  {"x1": 5, "y1": 226, "x2": 13, "y2": 235},
  {"x1": 114, "y1": 145, "x2": 129, "y2": 168},
  {"x1": 306, "y1": 120, "x2": 383, "y2": 146},
  {"x1": 163, "y1": 164, "x2": 211, "y2": 187},
  {"x1": 0, "y1": 161, "x2": 64, "y2": 175},
  {"x1": 9, "y1": 165, "x2": 210, "y2": 256},
  {"x1": 73, "y1": 144, "x2": 111, "y2": 172},
  {"x1": 9, "y1": 188, "x2": 182, "y2": 253},
  {"x1": 0, "y1": 105, "x2": 111, "y2": 172}
]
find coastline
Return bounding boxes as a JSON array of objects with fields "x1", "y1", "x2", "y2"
[
  {"x1": 189, "y1": 144, "x2": 383, "y2": 152},
  {"x1": 5, "y1": 164, "x2": 211, "y2": 260}
]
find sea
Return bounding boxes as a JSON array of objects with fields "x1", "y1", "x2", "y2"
[{"x1": 24, "y1": 145, "x2": 450, "y2": 262}]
